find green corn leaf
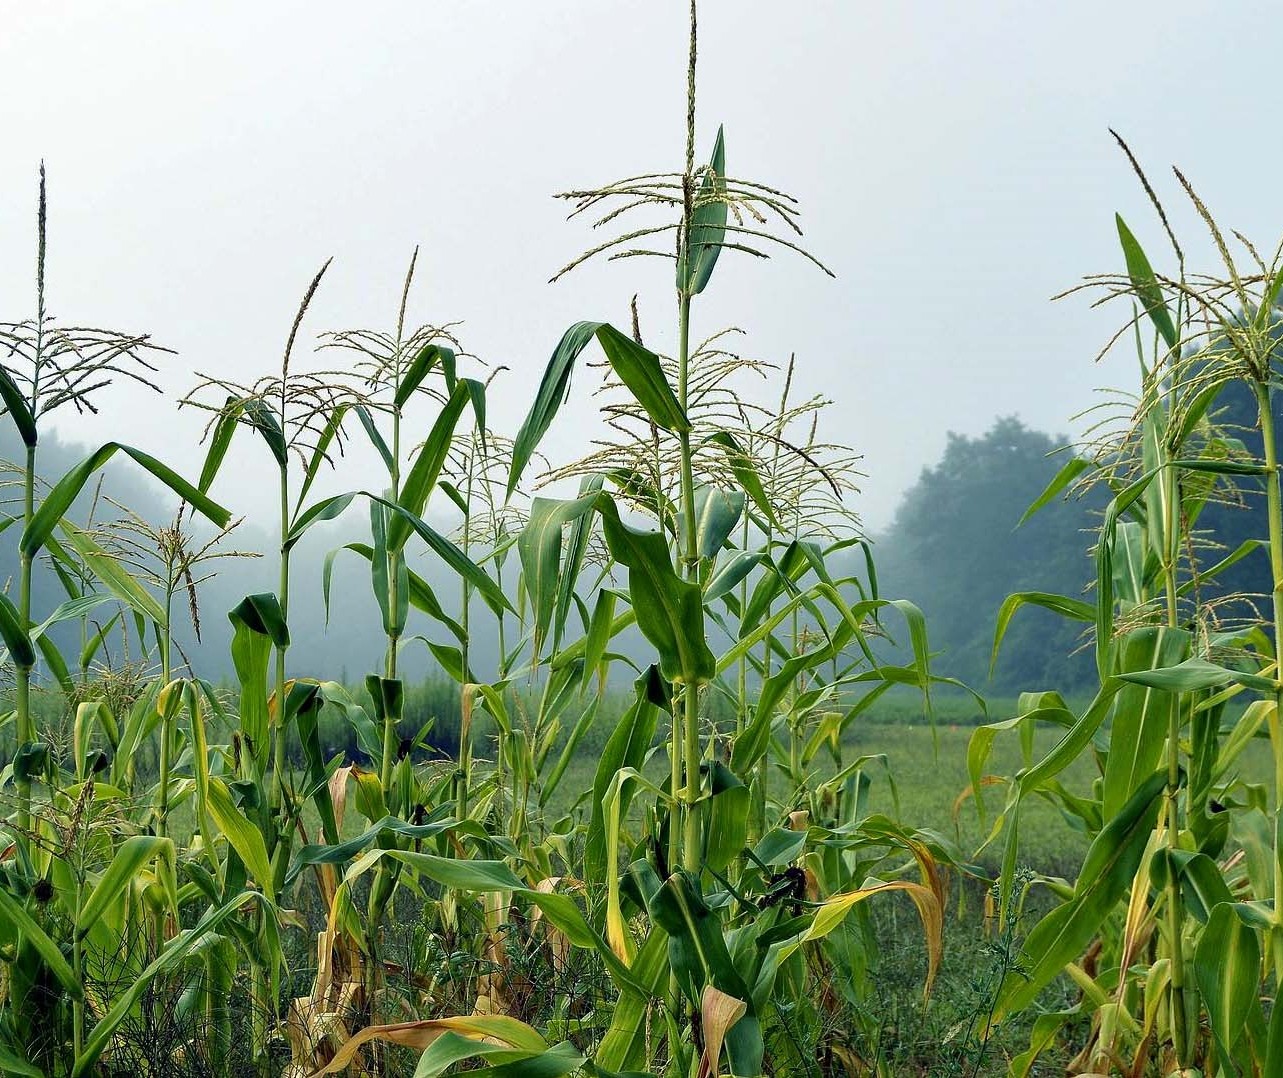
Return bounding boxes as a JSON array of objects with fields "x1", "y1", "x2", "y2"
[
  {"x1": 519, "y1": 490, "x2": 600, "y2": 660},
  {"x1": 0, "y1": 885, "x2": 83, "y2": 1001},
  {"x1": 752, "y1": 827, "x2": 808, "y2": 868},
  {"x1": 197, "y1": 396, "x2": 243, "y2": 492},
  {"x1": 1101, "y1": 626, "x2": 1191, "y2": 818},
  {"x1": 326, "y1": 542, "x2": 466, "y2": 642},
  {"x1": 395, "y1": 342, "x2": 452, "y2": 407},
  {"x1": 1151, "y1": 849, "x2": 1233, "y2": 923},
  {"x1": 438, "y1": 479, "x2": 469, "y2": 515},
  {"x1": 0, "y1": 1043, "x2": 42, "y2": 1078},
  {"x1": 290, "y1": 680, "x2": 338, "y2": 844},
  {"x1": 702, "y1": 762, "x2": 749, "y2": 872},
  {"x1": 593, "y1": 929, "x2": 671, "y2": 1071},
  {"x1": 388, "y1": 379, "x2": 479, "y2": 553},
  {"x1": 996, "y1": 770, "x2": 1166, "y2": 1018},
  {"x1": 582, "y1": 588, "x2": 618, "y2": 691},
  {"x1": 683, "y1": 484, "x2": 744, "y2": 561},
  {"x1": 228, "y1": 594, "x2": 286, "y2": 763},
  {"x1": 1018, "y1": 456, "x2": 1092, "y2": 525},
  {"x1": 284, "y1": 491, "x2": 357, "y2": 550},
  {"x1": 990, "y1": 592, "x2": 1095, "y2": 676},
  {"x1": 507, "y1": 322, "x2": 688, "y2": 495},
  {"x1": 58, "y1": 523, "x2": 168, "y2": 628},
  {"x1": 679, "y1": 125, "x2": 727, "y2": 296},
  {"x1": 1115, "y1": 655, "x2": 1275, "y2": 694},
  {"x1": 30, "y1": 594, "x2": 111, "y2": 642},
  {"x1": 78, "y1": 610, "x2": 120, "y2": 671},
  {"x1": 353, "y1": 404, "x2": 396, "y2": 473},
  {"x1": 594, "y1": 324, "x2": 688, "y2": 431},
  {"x1": 353, "y1": 493, "x2": 512, "y2": 617},
  {"x1": 76, "y1": 836, "x2": 176, "y2": 938},
  {"x1": 230, "y1": 593, "x2": 289, "y2": 648},
  {"x1": 1194, "y1": 902, "x2": 1264, "y2": 1076},
  {"x1": 704, "y1": 429, "x2": 777, "y2": 531},
  {"x1": 706, "y1": 550, "x2": 766, "y2": 605},
  {"x1": 242, "y1": 397, "x2": 288, "y2": 468},
  {"x1": 540, "y1": 695, "x2": 601, "y2": 807},
  {"x1": 585, "y1": 667, "x2": 666, "y2": 883},
  {"x1": 22, "y1": 442, "x2": 231, "y2": 557},
  {"x1": 414, "y1": 1035, "x2": 582, "y2": 1078},
  {"x1": 422, "y1": 638, "x2": 470, "y2": 682},
  {"x1": 0, "y1": 367, "x2": 37, "y2": 447},
  {"x1": 554, "y1": 474, "x2": 604, "y2": 651},
  {"x1": 1116, "y1": 214, "x2": 1178, "y2": 351},
  {"x1": 0, "y1": 590, "x2": 34, "y2": 668},
  {"x1": 651, "y1": 870, "x2": 752, "y2": 1003},
  {"x1": 206, "y1": 777, "x2": 274, "y2": 897},
  {"x1": 508, "y1": 321, "x2": 600, "y2": 495},
  {"x1": 296, "y1": 403, "x2": 350, "y2": 510},
  {"x1": 597, "y1": 496, "x2": 714, "y2": 685},
  {"x1": 287, "y1": 814, "x2": 457, "y2": 886},
  {"x1": 734, "y1": 633, "x2": 847, "y2": 774}
]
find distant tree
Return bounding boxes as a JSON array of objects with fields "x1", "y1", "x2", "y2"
[{"x1": 877, "y1": 417, "x2": 1106, "y2": 692}]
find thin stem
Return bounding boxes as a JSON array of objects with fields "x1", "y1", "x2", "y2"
[
  {"x1": 157, "y1": 586, "x2": 174, "y2": 838},
  {"x1": 1255, "y1": 384, "x2": 1283, "y2": 978},
  {"x1": 1160, "y1": 456, "x2": 1190, "y2": 1067},
  {"x1": 15, "y1": 443, "x2": 35, "y2": 839},
  {"x1": 272, "y1": 464, "x2": 290, "y2": 812},
  {"x1": 677, "y1": 292, "x2": 702, "y2": 874},
  {"x1": 380, "y1": 404, "x2": 403, "y2": 792},
  {"x1": 459, "y1": 448, "x2": 474, "y2": 823},
  {"x1": 72, "y1": 870, "x2": 84, "y2": 1060}
]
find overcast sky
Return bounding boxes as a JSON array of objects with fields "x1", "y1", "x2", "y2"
[{"x1": 2, "y1": 2, "x2": 1279, "y2": 533}]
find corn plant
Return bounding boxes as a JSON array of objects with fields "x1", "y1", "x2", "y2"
[
  {"x1": 974, "y1": 140, "x2": 1283, "y2": 1074},
  {"x1": 0, "y1": 167, "x2": 230, "y2": 850},
  {"x1": 310, "y1": 249, "x2": 504, "y2": 1030},
  {"x1": 483, "y1": 3, "x2": 955, "y2": 1074}
]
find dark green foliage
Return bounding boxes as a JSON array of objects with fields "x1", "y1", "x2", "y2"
[{"x1": 877, "y1": 417, "x2": 1107, "y2": 691}]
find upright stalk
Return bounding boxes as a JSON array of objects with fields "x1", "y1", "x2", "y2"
[
  {"x1": 673, "y1": 0, "x2": 704, "y2": 877},
  {"x1": 457, "y1": 448, "x2": 474, "y2": 821},
  {"x1": 1255, "y1": 384, "x2": 1283, "y2": 977},
  {"x1": 1159, "y1": 455, "x2": 1191, "y2": 1067},
  {"x1": 156, "y1": 585, "x2": 175, "y2": 838},
  {"x1": 15, "y1": 203, "x2": 44, "y2": 841},
  {"x1": 676, "y1": 295, "x2": 703, "y2": 872},
  {"x1": 380, "y1": 402, "x2": 403, "y2": 792},
  {"x1": 15, "y1": 443, "x2": 36, "y2": 839},
  {"x1": 272, "y1": 462, "x2": 290, "y2": 813}
]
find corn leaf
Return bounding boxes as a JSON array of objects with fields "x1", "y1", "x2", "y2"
[{"x1": 23, "y1": 442, "x2": 230, "y2": 557}]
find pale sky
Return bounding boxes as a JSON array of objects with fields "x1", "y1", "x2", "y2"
[{"x1": 2, "y1": 1, "x2": 1279, "y2": 531}]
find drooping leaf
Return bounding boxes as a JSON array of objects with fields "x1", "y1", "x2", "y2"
[
  {"x1": 0, "y1": 367, "x2": 37, "y2": 447},
  {"x1": 598, "y1": 497, "x2": 714, "y2": 685},
  {"x1": 683, "y1": 484, "x2": 744, "y2": 561},
  {"x1": 388, "y1": 379, "x2": 481, "y2": 553},
  {"x1": 1194, "y1": 902, "x2": 1264, "y2": 1076},
  {"x1": 0, "y1": 590, "x2": 34, "y2": 668},
  {"x1": 507, "y1": 323, "x2": 687, "y2": 495},
  {"x1": 22, "y1": 442, "x2": 230, "y2": 557},
  {"x1": 519, "y1": 490, "x2": 600, "y2": 659},
  {"x1": 996, "y1": 771, "x2": 1166, "y2": 1018},
  {"x1": 0, "y1": 885, "x2": 83, "y2": 1002}
]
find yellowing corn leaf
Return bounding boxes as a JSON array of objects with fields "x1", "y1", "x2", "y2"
[
  {"x1": 308, "y1": 1014, "x2": 547, "y2": 1077},
  {"x1": 698, "y1": 985, "x2": 747, "y2": 1078}
]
